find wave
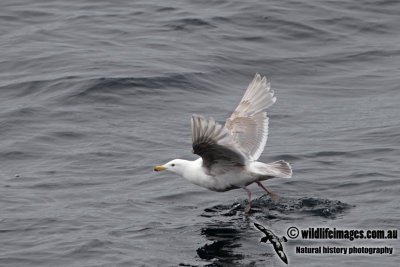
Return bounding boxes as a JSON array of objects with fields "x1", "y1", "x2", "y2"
[{"x1": 202, "y1": 196, "x2": 351, "y2": 219}]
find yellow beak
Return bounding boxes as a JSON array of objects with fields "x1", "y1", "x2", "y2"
[{"x1": 154, "y1": 165, "x2": 167, "y2": 172}]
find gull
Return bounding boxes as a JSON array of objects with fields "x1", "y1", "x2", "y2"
[{"x1": 154, "y1": 73, "x2": 292, "y2": 213}]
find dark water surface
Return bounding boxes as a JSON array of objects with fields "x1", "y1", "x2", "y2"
[{"x1": 1, "y1": 0, "x2": 399, "y2": 266}]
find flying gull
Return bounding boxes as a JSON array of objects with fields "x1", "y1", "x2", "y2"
[{"x1": 154, "y1": 73, "x2": 292, "y2": 212}]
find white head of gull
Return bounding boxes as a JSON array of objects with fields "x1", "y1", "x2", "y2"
[{"x1": 154, "y1": 73, "x2": 292, "y2": 213}]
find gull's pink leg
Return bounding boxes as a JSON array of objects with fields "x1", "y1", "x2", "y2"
[
  {"x1": 257, "y1": 182, "x2": 280, "y2": 202},
  {"x1": 243, "y1": 187, "x2": 252, "y2": 213}
]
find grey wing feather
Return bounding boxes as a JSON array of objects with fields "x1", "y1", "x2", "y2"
[
  {"x1": 225, "y1": 73, "x2": 276, "y2": 160},
  {"x1": 191, "y1": 114, "x2": 246, "y2": 174}
]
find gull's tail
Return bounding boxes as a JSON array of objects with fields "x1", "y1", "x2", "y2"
[{"x1": 250, "y1": 160, "x2": 292, "y2": 180}]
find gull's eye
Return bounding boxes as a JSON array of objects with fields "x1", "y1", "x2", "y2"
[{"x1": 171, "y1": 164, "x2": 175, "y2": 167}]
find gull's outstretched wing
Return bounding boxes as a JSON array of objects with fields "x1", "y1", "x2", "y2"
[
  {"x1": 191, "y1": 114, "x2": 246, "y2": 175},
  {"x1": 225, "y1": 73, "x2": 276, "y2": 161}
]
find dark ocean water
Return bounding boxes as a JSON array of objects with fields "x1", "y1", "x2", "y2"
[{"x1": 1, "y1": 0, "x2": 399, "y2": 266}]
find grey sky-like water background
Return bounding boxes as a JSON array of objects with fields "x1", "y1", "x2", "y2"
[{"x1": 1, "y1": 0, "x2": 399, "y2": 266}]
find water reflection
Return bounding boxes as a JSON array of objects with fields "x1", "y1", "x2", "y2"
[
  {"x1": 196, "y1": 196, "x2": 351, "y2": 265},
  {"x1": 197, "y1": 221, "x2": 245, "y2": 265}
]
